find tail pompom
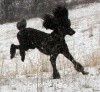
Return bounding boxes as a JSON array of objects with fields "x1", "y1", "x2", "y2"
[
  {"x1": 43, "y1": 14, "x2": 59, "y2": 30},
  {"x1": 17, "y1": 19, "x2": 26, "y2": 30},
  {"x1": 53, "y1": 5, "x2": 68, "y2": 18}
]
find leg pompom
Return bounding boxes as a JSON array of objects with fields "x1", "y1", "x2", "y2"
[
  {"x1": 10, "y1": 44, "x2": 16, "y2": 59},
  {"x1": 74, "y1": 62, "x2": 89, "y2": 75}
]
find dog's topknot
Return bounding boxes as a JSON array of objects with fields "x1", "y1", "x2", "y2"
[
  {"x1": 43, "y1": 6, "x2": 70, "y2": 30},
  {"x1": 43, "y1": 14, "x2": 59, "y2": 30},
  {"x1": 53, "y1": 6, "x2": 68, "y2": 18},
  {"x1": 17, "y1": 19, "x2": 26, "y2": 30}
]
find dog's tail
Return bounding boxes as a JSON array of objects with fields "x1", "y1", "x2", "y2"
[
  {"x1": 17, "y1": 19, "x2": 26, "y2": 30},
  {"x1": 43, "y1": 14, "x2": 59, "y2": 30},
  {"x1": 53, "y1": 5, "x2": 68, "y2": 18}
]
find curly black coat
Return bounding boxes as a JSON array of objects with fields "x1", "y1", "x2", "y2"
[{"x1": 10, "y1": 6, "x2": 88, "y2": 79}]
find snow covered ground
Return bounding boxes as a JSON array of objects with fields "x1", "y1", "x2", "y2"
[{"x1": 0, "y1": 3, "x2": 100, "y2": 92}]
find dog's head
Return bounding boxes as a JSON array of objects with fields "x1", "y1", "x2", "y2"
[
  {"x1": 17, "y1": 19, "x2": 26, "y2": 30},
  {"x1": 43, "y1": 5, "x2": 75, "y2": 36}
]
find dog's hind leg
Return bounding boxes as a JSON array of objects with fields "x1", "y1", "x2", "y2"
[
  {"x1": 10, "y1": 44, "x2": 26, "y2": 62},
  {"x1": 62, "y1": 45, "x2": 89, "y2": 75},
  {"x1": 10, "y1": 44, "x2": 20, "y2": 59},
  {"x1": 50, "y1": 54, "x2": 60, "y2": 79},
  {"x1": 20, "y1": 49, "x2": 25, "y2": 62}
]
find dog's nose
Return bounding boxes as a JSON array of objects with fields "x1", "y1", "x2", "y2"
[
  {"x1": 73, "y1": 31, "x2": 75, "y2": 34},
  {"x1": 69, "y1": 29, "x2": 75, "y2": 35}
]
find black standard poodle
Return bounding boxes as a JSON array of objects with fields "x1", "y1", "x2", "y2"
[{"x1": 10, "y1": 6, "x2": 88, "y2": 79}]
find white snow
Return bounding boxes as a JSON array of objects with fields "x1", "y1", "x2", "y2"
[{"x1": 0, "y1": 2, "x2": 100, "y2": 92}]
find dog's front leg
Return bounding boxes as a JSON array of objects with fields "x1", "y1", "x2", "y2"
[
  {"x1": 50, "y1": 54, "x2": 60, "y2": 79},
  {"x1": 20, "y1": 49, "x2": 25, "y2": 62},
  {"x1": 62, "y1": 46, "x2": 89, "y2": 75}
]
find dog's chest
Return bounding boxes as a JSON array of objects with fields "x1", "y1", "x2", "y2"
[{"x1": 37, "y1": 37, "x2": 64, "y2": 55}]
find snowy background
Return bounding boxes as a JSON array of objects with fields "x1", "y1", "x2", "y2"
[
  {"x1": 0, "y1": 2, "x2": 100, "y2": 92},
  {"x1": 0, "y1": 0, "x2": 99, "y2": 23}
]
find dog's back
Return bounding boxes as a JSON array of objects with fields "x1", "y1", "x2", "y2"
[{"x1": 17, "y1": 20, "x2": 50, "y2": 50}]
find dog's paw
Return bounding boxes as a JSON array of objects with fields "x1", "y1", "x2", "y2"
[
  {"x1": 53, "y1": 72, "x2": 61, "y2": 79},
  {"x1": 82, "y1": 71, "x2": 89, "y2": 75},
  {"x1": 21, "y1": 56, "x2": 25, "y2": 62}
]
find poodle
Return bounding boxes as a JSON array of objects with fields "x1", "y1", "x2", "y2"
[{"x1": 10, "y1": 6, "x2": 88, "y2": 79}]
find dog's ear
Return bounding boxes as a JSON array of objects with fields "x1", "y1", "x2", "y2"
[
  {"x1": 43, "y1": 14, "x2": 59, "y2": 30},
  {"x1": 17, "y1": 19, "x2": 26, "y2": 30},
  {"x1": 43, "y1": 14, "x2": 53, "y2": 29},
  {"x1": 53, "y1": 5, "x2": 68, "y2": 18}
]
